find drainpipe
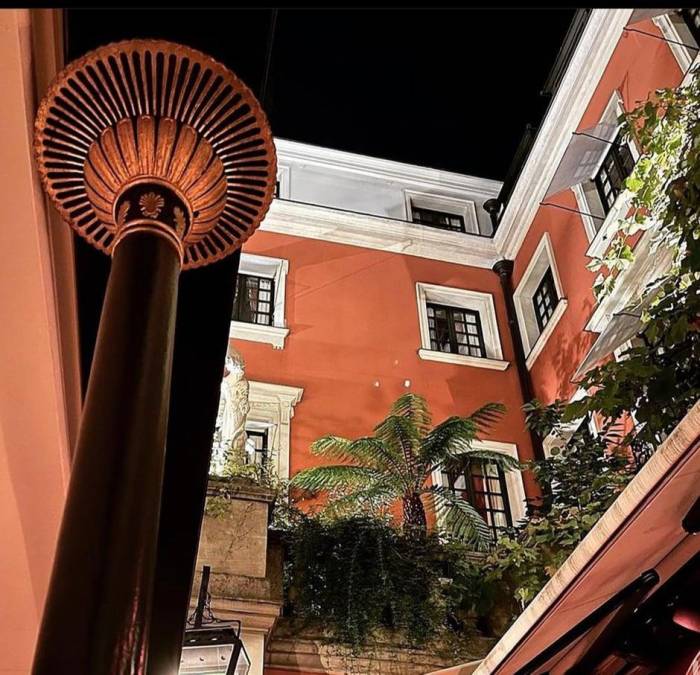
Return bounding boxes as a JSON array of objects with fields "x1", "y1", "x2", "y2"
[{"x1": 492, "y1": 260, "x2": 545, "y2": 462}]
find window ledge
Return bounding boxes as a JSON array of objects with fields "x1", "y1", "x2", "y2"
[
  {"x1": 586, "y1": 190, "x2": 631, "y2": 259},
  {"x1": 525, "y1": 298, "x2": 568, "y2": 370},
  {"x1": 418, "y1": 349, "x2": 510, "y2": 370},
  {"x1": 230, "y1": 321, "x2": 289, "y2": 349}
]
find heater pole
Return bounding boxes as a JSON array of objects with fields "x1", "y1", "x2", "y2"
[{"x1": 33, "y1": 231, "x2": 181, "y2": 674}]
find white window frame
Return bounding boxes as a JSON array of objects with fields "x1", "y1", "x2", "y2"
[
  {"x1": 513, "y1": 232, "x2": 568, "y2": 369},
  {"x1": 542, "y1": 387, "x2": 598, "y2": 458},
  {"x1": 276, "y1": 164, "x2": 291, "y2": 199},
  {"x1": 571, "y1": 91, "x2": 640, "y2": 257},
  {"x1": 404, "y1": 189, "x2": 481, "y2": 235},
  {"x1": 415, "y1": 282, "x2": 509, "y2": 370},
  {"x1": 654, "y1": 11, "x2": 698, "y2": 74},
  {"x1": 431, "y1": 440, "x2": 527, "y2": 528},
  {"x1": 246, "y1": 380, "x2": 304, "y2": 481},
  {"x1": 230, "y1": 253, "x2": 290, "y2": 349}
]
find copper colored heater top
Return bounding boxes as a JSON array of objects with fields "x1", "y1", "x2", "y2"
[{"x1": 34, "y1": 40, "x2": 276, "y2": 269}]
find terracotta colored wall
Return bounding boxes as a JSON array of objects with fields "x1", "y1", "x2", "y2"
[
  {"x1": 234, "y1": 230, "x2": 537, "y2": 499},
  {"x1": 513, "y1": 20, "x2": 685, "y2": 405}
]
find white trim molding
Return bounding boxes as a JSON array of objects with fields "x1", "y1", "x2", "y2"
[
  {"x1": 230, "y1": 322, "x2": 289, "y2": 350},
  {"x1": 261, "y1": 199, "x2": 501, "y2": 269},
  {"x1": 513, "y1": 233, "x2": 568, "y2": 369},
  {"x1": 431, "y1": 440, "x2": 527, "y2": 527},
  {"x1": 495, "y1": 9, "x2": 635, "y2": 261},
  {"x1": 275, "y1": 137, "x2": 502, "y2": 198},
  {"x1": 230, "y1": 253, "x2": 290, "y2": 349},
  {"x1": 415, "y1": 282, "x2": 509, "y2": 370},
  {"x1": 276, "y1": 164, "x2": 291, "y2": 199},
  {"x1": 541, "y1": 388, "x2": 597, "y2": 457},
  {"x1": 585, "y1": 222, "x2": 674, "y2": 335},
  {"x1": 404, "y1": 190, "x2": 481, "y2": 235},
  {"x1": 654, "y1": 11, "x2": 698, "y2": 74},
  {"x1": 247, "y1": 380, "x2": 304, "y2": 481}
]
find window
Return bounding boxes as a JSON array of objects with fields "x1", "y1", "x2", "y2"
[
  {"x1": 274, "y1": 180, "x2": 280, "y2": 198},
  {"x1": 533, "y1": 268, "x2": 558, "y2": 332},
  {"x1": 594, "y1": 132, "x2": 636, "y2": 213},
  {"x1": 411, "y1": 206, "x2": 466, "y2": 233},
  {"x1": 230, "y1": 254, "x2": 289, "y2": 349},
  {"x1": 427, "y1": 303, "x2": 486, "y2": 358},
  {"x1": 442, "y1": 460, "x2": 513, "y2": 539},
  {"x1": 513, "y1": 233, "x2": 568, "y2": 368},
  {"x1": 244, "y1": 428, "x2": 269, "y2": 467},
  {"x1": 415, "y1": 283, "x2": 508, "y2": 370},
  {"x1": 682, "y1": 8, "x2": 700, "y2": 45},
  {"x1": 213, "y1": 377, "x2": 304, "y2": 480},
  {"x1": 232, "y1": 273, "x2": 274, "y2": 326}
]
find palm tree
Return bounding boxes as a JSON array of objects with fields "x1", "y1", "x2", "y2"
[{"x1": 290, "y1": 393, "x2": 518, "y2": 550}]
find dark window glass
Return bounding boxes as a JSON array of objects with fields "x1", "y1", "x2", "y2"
[
  {"x1": 245, "y1": 429, "x2": 268, "y2": 467},
  {"x1": 442, "y1": 460, "x2": 512, "y2": 539},
  {"x1": 427, "y1": 303, "x2": 486, "y2": 358},
  {"x1": 682, "y1": 8, "x2": 700, "y2": 45},
  {"x1": 274, "y1": 180, "x2": 280, "y2": 198},
  {"x1": 533, "y1": 268, "x2": 558, "y2": 333},
  {"x1": 411, "y1": 206, "x2": 466, "y2": 233},
  {"x1": 594, "y1": 132, "x2": 636, "y2": 213},
  {"x1": 232, "y1": 273, "x2": 274, "y2": 326}
]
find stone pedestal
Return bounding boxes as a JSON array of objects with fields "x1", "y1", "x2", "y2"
[{"x1": 191, "y1": 478, "x2": 283, "y2": 675}]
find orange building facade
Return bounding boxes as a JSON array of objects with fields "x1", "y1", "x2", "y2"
[{"x1": 222, "y1": 10, "x2": 698, "y2": 534}]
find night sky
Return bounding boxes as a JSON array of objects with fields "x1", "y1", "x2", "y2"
[
  {"x1": 65, "y1": 8, "x2": 575, "y2": 386},
  {"x1": 66, "y1": 8, "x2": 575, "y2": 181}
]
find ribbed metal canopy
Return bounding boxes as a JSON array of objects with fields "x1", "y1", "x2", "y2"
[{"x1": 35, "y1": 39, "x2": 276, "y2": 269}]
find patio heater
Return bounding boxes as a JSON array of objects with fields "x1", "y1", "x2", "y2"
[{"x1": 32, "y1": 40, "x2": 275, "y2": 674}]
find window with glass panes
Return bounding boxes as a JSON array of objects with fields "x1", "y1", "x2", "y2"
[
  {"x1": 442, "y1": 460, "x2": 512, "y2": 538},
  {"x1": 232, "y1": 274, "x2": 275, "y2": 326},
  {"x1": 411, "y1": 206, "x2": 466, "y2": 233},
  {"x1": 244, "y1": 429, "x2": 268, "y2": 467},
  {"x1": 682, "y1": 8, "x2": 700, "y2": 45},
  {"x1": 427, "y1": 303, "x2": 486, "y2": 358},
  {"x1": 594, "y1": 132, "x2": 635, "y2": 212},
  {"x1": 532, "y1": 268, "x2": 558, "y2": 333}
]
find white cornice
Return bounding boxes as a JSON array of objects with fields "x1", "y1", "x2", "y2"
[
  {"x1": 274, "y1": 138, "x2": 502, "y2": 198},
  {"x1": 260, "y1": 199, "x2": 500, "y2": 269},
  {"x1": 248, "y1": 380, "x2": 304, "y2": 408},
  {"x1": 494, "y1": 9, "x2": 634, "y2": 261}
]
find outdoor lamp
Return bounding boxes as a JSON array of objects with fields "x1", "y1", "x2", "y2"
[
  {"x1": 180, "y1": 626, "x2": 250, "y2": 675},
  {"x1": 32, "y1": 40, "x2": 275, "y2": 674}
]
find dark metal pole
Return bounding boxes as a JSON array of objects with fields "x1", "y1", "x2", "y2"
[
  {"x1": 193, "y1": 566, "x2": 211, "y2": 629},
  {"x1": 147, "y1": 253, "x2": 240, "y2": 675},
  {"x1": 33, "y1": 232, "x2": 180, "y2": 674},
  {"x1": 493, "y1": 259, "x2": 545, "y2": 461}
]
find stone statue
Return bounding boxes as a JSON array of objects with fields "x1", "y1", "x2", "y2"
[{"x1": 213, "y1": 344, "x2": 250, "y2": 474}]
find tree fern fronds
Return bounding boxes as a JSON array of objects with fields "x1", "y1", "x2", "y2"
[
  {"x1": 468, "y1": 402, "x2": 506, "y2": 433},
  {"x1": 390, "y1": 392, "x2": 432, "y2": 432},
  {"x1": 429, "y1": 486, "x2": 492, "y2": 550},
  {"x1": 290, "y1": 465, "x2": 382, "y2": 494},
  {"x1": 311, "y1": 435, "x2": 403, "y2": 473}
]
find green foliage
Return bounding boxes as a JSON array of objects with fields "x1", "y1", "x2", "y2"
[
  {"x1": 289, "y1": 393, "x2": 515, "y2": 550},
  {"x1": 278, "y1": 508, "x2": 488, "y2": 654},
  {"x1": 481, "y1": 403, "x2": 635, "y2": 613},
  {"x1": 578, "y1": 70, "x2": 700, "y2": 458}
]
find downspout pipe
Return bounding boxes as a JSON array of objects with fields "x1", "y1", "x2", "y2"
[{"x1": 493, "y1": 260, "x2": 545, "y2": 461}]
